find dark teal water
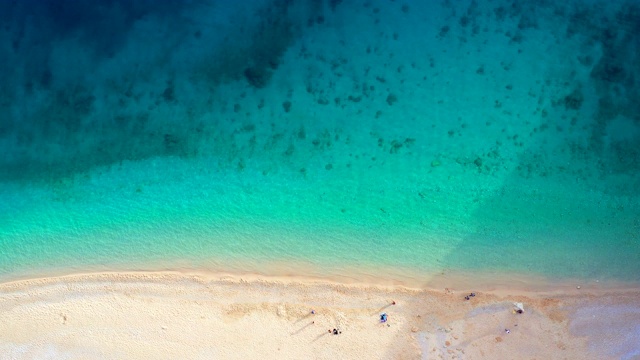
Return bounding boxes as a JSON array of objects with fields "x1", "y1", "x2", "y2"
[{"x1": 1, "y1": 0, "x2": 639, "y2": 283}]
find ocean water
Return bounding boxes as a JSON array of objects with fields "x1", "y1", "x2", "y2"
[{"x1": 1, "y1": 0, "x2": 639, "y2": 284}]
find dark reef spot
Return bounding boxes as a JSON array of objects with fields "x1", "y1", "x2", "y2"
[
  {"x1": 577, "y1": 55, "x2": 593, "y2": 67},
  {"x1": 162, "y1": 84, "x2": 175, "y2": 102},
  {"x1": 163, "y1": 134, "x2": 180, "y2": 151},
  {"x1": 509, "y1": 32, "x2": 523, "y2": 44},
  {"x1": 40, "y1": 69, "x2": 53, "y2": 88},
  {"x1": 494, "y1": 6, "x2": 507, "y2": 21},
  {"x1": 325, "y1": 163, "x2": 333, "y2": 170},
  {"x1": 386, "y1": 94, "x2": 398, "y2": 105},
  {"x1": 518, "y1": 14, "x2": 537, "y2": 30},
  {"x1": 389, "y1": 140, "x2": 403, "y2": 154},
  {"x1": 438, "y1": 26, "x2": 450, "y2": 38},
  {"x1": 240, "y1": 124, "x2": 255, "y2": 132},
  {"x1": 56, "y1": 87, "x2": 95, "y2": 115},
  {"x1": 329, "y1": 0, "x2": 343, "y2": 11},
  {"x1": 460, "y1": 15, "x2": 470, "y2": 27},
  {"x1": 592, "y1": 61, "x2": 626, "y2": 83},
  {"x1": 563, "y1": 89, "x2": 584, "y2": 110},
  {"x1": 244, "y1": 67, "x2": 270, "y2": 88},
  {"x1": 297, "y1": 126, "x2": 306, "y2": 139},
  {"x1": 282, "y1": 101, "x2": 292, "y2": 113},
  {"x1": 284, "y1": 144, "x2": 294, "y2": 156}
]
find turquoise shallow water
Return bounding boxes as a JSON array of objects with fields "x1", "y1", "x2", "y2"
[{"x1": 1, "y1": 0, "x2": 639, "y2": 283}]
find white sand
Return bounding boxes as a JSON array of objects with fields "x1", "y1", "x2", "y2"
[{"x1": 1, "y1": 271, "x2": 638, "y2": 359}]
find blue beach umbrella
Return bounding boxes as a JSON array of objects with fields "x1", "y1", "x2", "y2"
[{"x1": 380, "y1": 313, "x2": 388, "y2": 322}]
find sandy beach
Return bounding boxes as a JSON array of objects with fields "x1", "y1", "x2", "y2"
[{"x1": 1, "y1": 272, "x2": 638, "y2": 359}]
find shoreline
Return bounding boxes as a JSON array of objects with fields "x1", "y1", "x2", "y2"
[
  {"x1": 2, "y1": 263, "x2": 638, "y2": 295},
  {"x1": 1, "y1": 269, "x2": 639, "y2": 359}
]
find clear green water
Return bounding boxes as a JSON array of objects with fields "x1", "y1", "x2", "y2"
[{"x1": 1, "y1": 0, "x2": 639, "y2": 283}]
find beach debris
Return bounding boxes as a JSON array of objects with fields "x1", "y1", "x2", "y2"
[
  {"x1": 380, "y1": 313, "x2": 388, "y2": 323},
  {"x1": 505, "y1": 329, "x2": 511, "y2": 334},
  {"x1": 513, "y1": 302, "x2": 525, "y2": 314},
  {"x1": 464, "y1": 292, "x2": 476, "y2": 301},
  {"x1": 576, "y1": 285, "x2": 581, "y2": 289},
  {"x1": 331, "y1": 328, "x2": 342, "y2": 335},
  {"x1": 311, "y1": 310, "x2": 316, "y2": 314},
  {"x1": 392, "y1": 300, "x2": 396, "y2": 305}
]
